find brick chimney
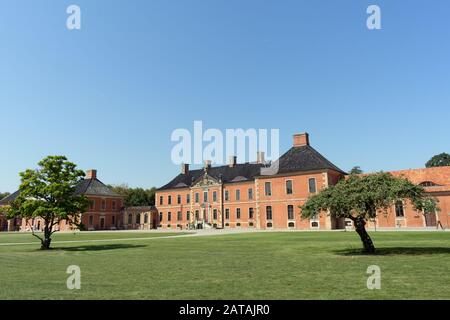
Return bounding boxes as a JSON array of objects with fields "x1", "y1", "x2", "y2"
[
  {"x1": 293, "y1": 132, "x2": 309, "y2": 147},
  {"x1": 86, "y1": 169, "x2": 97, "y2": 179},
  {"x1": 229, "y1": 156, "x2": 237, "y2": 167},
  {"x1": 181, "y1": 163, "x2": 189, "y2": 174}
]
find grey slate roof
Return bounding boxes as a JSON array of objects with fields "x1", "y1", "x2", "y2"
[
  {"x1": 75, "y1": 178, "x2": 121, "y2": 197},
  {"x1": 0, "y1": 178, "x2": 121, "y2": 205},
  {"x1": 0, "y1": 190, "x2": 20, "y2": 205},
  {"x1": 158, "y1": 145, "x2": 346, "y2": 190}
]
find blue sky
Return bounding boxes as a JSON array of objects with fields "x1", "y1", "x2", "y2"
[{"x1": 0, "y1": 0, "x2": 449, "y2": 192}]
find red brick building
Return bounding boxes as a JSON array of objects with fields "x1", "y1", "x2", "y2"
[
  {"x1": 156, "y1": 133, "x2": 450, "y2": 230},
  {"x1": 0, "y1": 170, "x2": 124, "y2": 232},
  {"x1": 156, "y1": 133, "x2": 347, "y2": 230},
  {"x1": 366, "y1": 167, "x2": 450, "y2": 229}
]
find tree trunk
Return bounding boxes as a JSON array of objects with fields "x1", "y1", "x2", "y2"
[
  {"x1": 41, "y1": 225, "x2": 52, "y2": 250},
  {"x1": 353, "y1": 216, "x2": 376, "y2": 254}
]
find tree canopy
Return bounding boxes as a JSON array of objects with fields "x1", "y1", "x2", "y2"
[
  {"x1": 349, "y1": 166, "x2": 363, "y2": 175},
  {"x1": 425, "y1": 152, "x2": 450, "y2": 168},
  {"x1": 5, "y1": 156, "x2": 90, "y2": 250},
  {"x1": 301, "y1": 172, "x2": 439, "y2": 253},
  {"x1": 109, "y1": 185, "x2": 156, "y2": 207}
]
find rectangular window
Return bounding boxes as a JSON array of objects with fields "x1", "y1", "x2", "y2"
[
  {"x1": 195, "y1": 193, "x2": 199, "y2": 203},
  {"x1": 168, "y1": 195, "x2": 172, "y2": 205},
  {"x1": 203, "y1": 191, "x2": 208, "y2": 203},
  {"x1": 168, "y1": 212, "x2": 172, "y2": 221},
  {"x1": 177, "y1": 195, "x2": 181, "y2": 204},
  {"x1": 266, "y1": 206, "x2": 272, "y2": 220},
  {"x1": 308, "y1": 178, "x2": 317, "y2": 193},
  {"x1": 287, "y1": 205, "x2": 294, "y2": 220},
  {"x1": 101, "y1": 199, "x2": 106, "y2": 210},
  {"x1": 186, "y1": 194, "x2": 190, "y2": 203},
  {"x1": 225, "y1": 208, "x2": 230, "y2": 220},
  {"x1": 224, "y1": 190, "x2": 229, "y2": 201},
  {"x1": 186, "y1": 211, "x2": 190, "y2": 221},
  {"x1": 213, "y1": 191, "x2": 217, "y2": 202},
  {"x1": 90, "y1": 200, "x2": 95, "y2": 210},
  {"x1": 195, "y1": 210, "x2": 199, "y2": 220},
  {"x1": 112, "y1": 215, "x2": 115, "y2": 225},
  {"x1": 159, "y1": 212, "x2": 163, "y2": 222},
  {"x1": 236, "y1": 208, "x2": 241, "y2": 219},
  {"x1": 213, "y1": 209, "x2": 217, "y2": 220},
  {"x1": 136, "y1": 214, "x2": 140, "y2": 224},
  {"x1": 248, "y1": 188, "x2": 253, "y2": 200},
  {"x1": 249, "y1": 208, "x2": 254, "y2": 219},
  {"x1": 235, "y1": 189, "x2": 240, "y2": 201},
  {"x1": 265, "y1": 182, "x2": 272, "y2": 196},
  {"x1": 395, "y1": 201, "x2": 404, "y2": 217},
  {"x1": 286, "y1": 180, "x2": 293, "y2": 195},
  {"x1": 159, "y1": 196, "x2": 163, "y2": 205},
  {"x1": 89, "y1": 215, "x2": 93, "y2": 225},
  {"x1": 112, "y1": 201, "x2": 116, "y2": 210},
  {"x1": 177, "y1": 211, "x2": 182, "y2": 221}
]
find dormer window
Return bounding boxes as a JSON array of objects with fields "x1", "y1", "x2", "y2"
[{"x1": 419, "y1": 181, "x2": 440, "y2": 187}]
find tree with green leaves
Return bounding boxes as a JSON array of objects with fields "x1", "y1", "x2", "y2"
[
  {"x1": 300, "y1": 172, "x2": 439, "y2": 254},
  {"x1": 425, "y1": 152, "x2": 450, "y2": 168},
  {"x1": 5, "y1": 156, "x2": 90, "y2": 250},
  {"x1": 349, "y1": 166, "x2": 363, "y2": 175},
  {"x1": 109, "y1": 185, "x2": 156, "y2": 207}
]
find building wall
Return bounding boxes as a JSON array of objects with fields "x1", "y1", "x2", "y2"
[{"x1": 155, "y1": 169, "x2": 344, "y2": 230}]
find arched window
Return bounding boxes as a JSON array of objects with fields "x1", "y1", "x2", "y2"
[
  {"x1": 395, "y1": 201, "x2": 404, "y2": 217},
  {"x1": 266, "y1": 206, "x2": 272, "y2": 220},
  {"x1": 128, "y1": 214, "x2": 132, "y2": 224},
  {"x1": 144, "y1": 213, "x2": 148, "y2": 224},
  {"x1": 136, "y1": 214, "x2": 140, "y2": 224}
]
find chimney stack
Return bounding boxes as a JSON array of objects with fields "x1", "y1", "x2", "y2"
[
  {"x1": 86, "y1": 169, "x2": 97, "y2": 180},
  {"x1": 229, "y1": 156, "x2": 237, "y2": 167},
  {"x1": 293, "y1": 132, "x2": 310, "y2": 147},
  {"x1": 257, "y1": 151, "x2": 265, "y2": 164},
  {"x1": 181, "y1": 163, "x2": 189, "y2": 174}
]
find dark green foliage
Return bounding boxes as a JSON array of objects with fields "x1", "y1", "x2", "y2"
[
  {"x1": 425, "y1": 152, "x2": 450, "y2": 168},
  {"x1": 109, "y1": 185, "x2": 156, "y2": 207}
]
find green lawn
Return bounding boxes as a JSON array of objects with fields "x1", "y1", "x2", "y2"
[{"x1": 0, "y1": 231, "x2": 449, "y2": 299}]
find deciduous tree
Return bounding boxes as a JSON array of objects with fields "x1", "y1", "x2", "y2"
[
  {"x1": 300, "y1": 173, "x2": 439, "y2": 254},
  {"x1": 5, "y1": 156, "x2": 90, "y2": 250}
]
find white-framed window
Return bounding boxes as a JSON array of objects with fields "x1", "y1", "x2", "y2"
[
  {"x1": 286, "y1": 180, "x2": 293, "y2": 195},
  {"x1": 395, "y1": 201, "x2": 405, "y2": 218},
  {"x1": 266, "y1": 206, "x2": 272, "y2": 220},
  {"x1": 265, "y1": 182, "x2": 272, "y2": 196},
  {"x1": 308, "y1": 178, "x2": 317, "y2": 193},
  {"x1": 310, "y1": 214, "x2": 319, "y2": 228},
  {"x1": 287, "y1": 205, "x2": 294, "y2": 220}
]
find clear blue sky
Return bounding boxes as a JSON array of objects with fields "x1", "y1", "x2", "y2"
[{"x1": 1, "y1": 0, "x2": 449, "y2": 192}]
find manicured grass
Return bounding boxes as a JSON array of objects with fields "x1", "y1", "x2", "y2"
[{"x1": 0, "y1": 231, "x2": 449, "y2": 299}]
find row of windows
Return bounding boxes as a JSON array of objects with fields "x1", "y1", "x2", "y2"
[
  {"x1": 159, "y1": 205, "x2": 298, "y2": 221},
  {"x1": 88, "y1": 215, "x2": 117, "y2": 225},
  {"x1": 158, "y1": 178, "x2": 317, "y2": 205},
  {"x1": 126, "y1": 213, "x2": 149, "y2": 224},
  {"x1": 89, "y1": 199, "x2": 118, "y2": 211}
]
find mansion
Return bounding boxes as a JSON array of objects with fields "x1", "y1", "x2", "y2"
[
  {"x1": 156, "y1": 133, "x2": 450, "y2": 230},
  {"x1": 1, "y1": 132, "x2": 449, "y2": 232}
]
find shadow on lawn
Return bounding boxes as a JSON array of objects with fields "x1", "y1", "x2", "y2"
[
  {"x1": 52, "y1": 243, "x2": 148, "y2": 252},
  {"x1": 336, "y1": 247, "x2": 450, "y2": 256}
]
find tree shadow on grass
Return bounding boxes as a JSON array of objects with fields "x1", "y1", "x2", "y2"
[
  {"x1": 335, "y1": 247, "x2": 450, "y2": 256},
  {"x1": 52, "y1": 243, "x2": 148, "y2": 252}
]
